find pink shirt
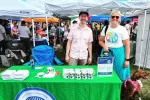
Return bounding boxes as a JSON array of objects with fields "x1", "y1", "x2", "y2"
[
  {"x1": 12, "y1": 26, "x2": 18, "y2": 35},
  {"x1": 67, "y1": 24, "x2": 93, "y2": 59}
]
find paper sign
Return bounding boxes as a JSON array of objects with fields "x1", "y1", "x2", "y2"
[{"x1": 97, "y1": 57, "x2": 114, "y2": 77}]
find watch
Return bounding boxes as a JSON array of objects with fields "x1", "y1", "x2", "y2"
[{"x1": 125, "y1": 59, "x2": 130, "y2": 61}]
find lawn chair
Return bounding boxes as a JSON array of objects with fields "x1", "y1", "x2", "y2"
[{"x1": 24, "y1": 45, "x2": 63, "y2": 66}]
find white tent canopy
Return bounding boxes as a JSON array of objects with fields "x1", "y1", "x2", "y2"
[
  {"x1": 0, "y1": 0, "x2": 46, "y2": 18},
  {"x1": 45, "y1": 0, "x2": 111, "y2": 16},
  {"x1": 0, "y1": 0, "x2": 47, "y2": 47},
  {"x1": 45, "y1": 0, "x2": 148, "y2": 16},
  {"x1": 0, "y1": 0, "x2": 44, "y2": 13},
  {"x1": 124, "y1": 2, "x2": 150, "y2": 17},
  {"x1": 0, "y1": 10, "x2": 52, "y2": 18}
]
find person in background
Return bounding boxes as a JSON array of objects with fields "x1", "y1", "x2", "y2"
[
  {"x1": 104, "y1": 20, "x2": 109, "y2": 27},
  {"x1": 96, "y1": 23, "x2": 101, "y2": 41},
  {"x1": 71, "y1": 20, "x2": 78, "y2": 29},
  {"x1": 49, "y1": 24, "x2": 56, "y2": 46},
  {"x1": 36, "y1": 27, "x2": 47, "y2": 39},
  {"x1": 28, "y1": 23, "x2": 33, "y2": 38},
  {"x1": 11, "y1": 22, "x2": 19, "y2": 39},
  {"x1": 42, "y1": 23, "x2": 46, "y2": 31},
  {"x1": 36, "y1": 22, "x2": 40, "y2": 30},
  {"x1": 125, "y1": 20, "x2": 131, "y2": 37},
  {"x1": 0, "y1": 19, "x2": 6, "y2": 55},
  {"x1": 99, "y1": 10, "x2": 130, "y2": 81},
  {"x1": 18, "y1": 21, "x2": 31, "y2": 53},
  {"x1": 56, "y1": 24, "x2": 63, "y2": 45},
  {"x1": 120, "y1": 21, "x2": 126, "y2": 26},
  {"x1": 63, "y1": 22, "x2": 71, "y2": 54},
  {"x1": 100, "y1": 20, "x2": 109, "y2": 34},
  {"x1": 61, "y1": 23, "x2": 65, "y2": 36},
  {"x1": 87, "y1": 22, "x2": 92, "y2": 28},
  {"x1": 132, "y1": 22, "x2": 138, "y2": 34},
  {"x1": 131, "y1": 22, "x2": 138, "y2": 41},
  {"x1": 3, "y1": 20, "x2": 11, "y2": 40},
  {"x1": 92, "y1": 22, "x2": 95, "y2": 31},
  {"x1": 96, "y1": 20, "x2": 109, "y2": 60},
  {"x1": 100, "y1": 22, "x2": 104, "y2": 30},
  {"x1": 8, "y1": 20, "x2": 12, "y2": 34},
  {"x1": 72, "y1": 20, "x2": 77, "y2": 25},
  {"x1": 10, "y1": 21, "x2": 14, "y2": 29},
  {"x1": 96, "y1": 23, "x2": 100, "y2": 33},
  {"x1": 65, "y1": 11, "x2": 93, "y2": 65},
  {"x1": 63, "y1": 29, "x2": 70, "y2": 54},
  {"x1": 25, "y1": 22, "x2": 29, "y2": 27}
]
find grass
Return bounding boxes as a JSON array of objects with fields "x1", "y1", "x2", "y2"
[{"x1": 0, "y1": 45, "x2": 150, "y2": 100}]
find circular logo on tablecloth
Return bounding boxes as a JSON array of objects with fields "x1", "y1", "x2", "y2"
[
  {"x1": 15, "y1": 87, "x2": 56, "y2": 100},
  {"x1": 106, "y1": 32, "x2": 118, "y2": 43}
]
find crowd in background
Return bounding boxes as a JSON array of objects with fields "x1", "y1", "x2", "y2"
[{"x1": 0, "y1": 18, "x2": 138, "y2": 56}]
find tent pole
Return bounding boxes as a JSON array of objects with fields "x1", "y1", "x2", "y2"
[
  {"x1": 46, "y1": 14, "x2": 49, "y2": 45},
  {"x1": 143, "y1": 22, "x2": 150, "y2": 70},
  {"x1": 32, "y1": 18, "x2": 35, "y2": 47},
  {"x1": 59, "y1": 19, "x2": 60, "y2": 44},
  {"x1": 138, "y1": 9, "x2": 147, "y2": 69},
  {"x1": 31, "y1": 11, "x2": 35, "y2": 47},
  {"x1": 45, "y1": 4, "x2": 49, "y2": 45}
]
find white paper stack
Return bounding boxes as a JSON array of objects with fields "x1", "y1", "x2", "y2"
[
  {"x1": 13, "y1": 70, "x2": 29, "y2": 80},
  {"x1": 1, "y1": 70, "x2": 16, "y2": 80}
]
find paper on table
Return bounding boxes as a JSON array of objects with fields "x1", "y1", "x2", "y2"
[
  {"x1": 1, "y1": 70, "x2": 16, "y2": 75},
  {"x1": 14, "y1": 70, "x2": 29, "y2": 75},
  {"x1": 35, "y1": 67, "x2": 43, "y2": 70},
  {"x1": 13, "y1": 70, "x2": 29, "y2": 80},
  {"x1": 1, "y1": 70, "x2": 16, "y2": 80},
  {"x1": 43, "y1": 73, "x2": 55, "y2": 78}
]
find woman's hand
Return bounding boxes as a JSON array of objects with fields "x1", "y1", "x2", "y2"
[
  {"x1": 124, "y1": 61, "x2": 129, "y2": 68},
  {"x1": 104, "y1": 47, "x2": 109, "y2": 52}
]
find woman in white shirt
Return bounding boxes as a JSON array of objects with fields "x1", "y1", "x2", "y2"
[{"x1": 99, "y1": 10, "x2": 130, "y2": 81}]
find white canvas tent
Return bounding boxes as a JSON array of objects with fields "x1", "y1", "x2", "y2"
[
  {"x1": 124, "y1": 2, "x2": 150, "y2": 69},
  {"x1": 0, "y1": 10, "x2": 52, "y2": 18},
  {"x1": 45, "y1": 0, "x2": 147, "y2": 15},
  {"x1": 0, "y1": 0, "x2": 44, "y2": 15},
  {"x1": 134, "y1": 14, "x2": 150, "y2": 69},
  {"x1": 0, "y1": 0, "x2": 49, "y2": 47}
]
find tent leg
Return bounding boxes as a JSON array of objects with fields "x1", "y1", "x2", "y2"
[
  {"x1": 138, "y1": 9, "x2": 147, "y2": 69},
  {"x1": 59, "y1": 20, "x2": 61, "y2": 45},
  {"x1": 32, "y1": 18, "x2": 35, "y2": 47},
  {"x1": 46, "y1": 14, "x2": 49, "y2": 45},
  {"x1": 143, "y1": 22, "x2": 150, "y2": 70}
]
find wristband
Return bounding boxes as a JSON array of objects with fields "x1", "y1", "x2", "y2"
[{"x1": 125, "y1": 59, "x2": 130, "y2": 61}]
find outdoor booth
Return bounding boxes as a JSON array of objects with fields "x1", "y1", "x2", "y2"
[{"x1": 0, "y1": 0, "x2": 149, "y2": 100}]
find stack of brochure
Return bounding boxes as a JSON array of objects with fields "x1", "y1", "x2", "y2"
[
  {"x1": 13, "y1": 70, "x2": 29, "y2": 80},
  {"x1": 1, "y1": 70, "x2": 16, "y2": 80}
]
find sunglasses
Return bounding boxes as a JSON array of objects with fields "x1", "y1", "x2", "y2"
[{"x1": 111, "y1": 16, "x2": 120, "y2": 19}]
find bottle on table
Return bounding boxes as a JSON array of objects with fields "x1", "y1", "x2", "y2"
[{"x1": 30, "y1": 55, "x2": 35, "y2": 70}]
